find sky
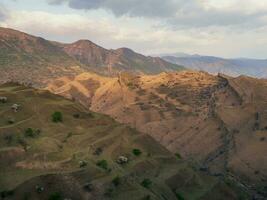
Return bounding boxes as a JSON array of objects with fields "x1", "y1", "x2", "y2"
[{"x1": 0, "y1": 0, "x2": 267, "y2": 59}]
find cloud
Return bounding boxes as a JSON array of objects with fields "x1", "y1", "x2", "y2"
[
  {"x1": 48, "y1": 0, "x2": 178, "y2": 18},
  {"x1": 0, "y1": 4, "x2": 9, "y2": 22},
  {"x1": 47, "y1": 0, "x2": 267, "y2": 29},
  {"x1": 3, "y1": 9, "x2": 267, "y2": 59}
]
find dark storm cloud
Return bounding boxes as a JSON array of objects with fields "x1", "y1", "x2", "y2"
[
  {"x1": 48, "y1": 0, "x2": 178, "y2": 18},
  {"x1": 47, "y1": 0, "x2": 267, "y2": 28}
]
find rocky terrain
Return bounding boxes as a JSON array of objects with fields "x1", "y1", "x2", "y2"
[
  {"x1": 0, "y1": 83, "x2": 244, "y2": 200},
  {"x1": 47, "y1": 71, "x2": 267, "y2": 198}
]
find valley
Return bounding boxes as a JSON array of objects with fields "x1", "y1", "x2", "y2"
[{"x1": 0, "y1": 27, "x2": 267, "y2": 199}]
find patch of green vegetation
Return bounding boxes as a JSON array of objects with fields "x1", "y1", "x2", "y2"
[
  {"x1": 141, "y1": 179, "x2": 152, "y2": 189},
  {"x1": 132, "y1": 148, "x2": 142, "y2": 156},
  {"x1": 24, "y1": 128, "x2": 41, "y2": 138},
  {"x1": 48, "y1": 192, "x2": 63, "y2": 200},
  {"x1": 175, "y1": 153, "x2": 182, "y2": 159},
  {"x1": 112, "y1": 176, "x2": 121, "y2": 187},
  {"x1": 96, "y1": 160, "x2": 108, "y2": 170},
  {"x1": 175, "y1": 192, "x2": 185, "y2": 200},
  {"x1": 52, "y1": 111, "x2": 63, "y2": 123}
]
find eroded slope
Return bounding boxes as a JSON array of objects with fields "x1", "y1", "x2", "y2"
[{"x1": 47, "y1": 71, "x2": 267, "y2": 197}]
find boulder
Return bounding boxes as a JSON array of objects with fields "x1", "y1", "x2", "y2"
[
  {"x1": 0, "y1": 97, "x2": 7, "y2": 103},
  {"x1": 117, "y1": 156, "x2": 128, "y2": 164}
]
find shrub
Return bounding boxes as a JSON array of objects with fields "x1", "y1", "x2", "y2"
[
  {"x1": 48, "y1": 192, "x2": 63, "y2": 200},
  {"x1": 175, "y1": 153, "x2": 182, "y2": 159},
  {"x1": 24, "y1": 128, "x2": 34, "y2": 137},
  {"x1": 175, "y1": 192, "x2": 185, "y2": 200},
  {"x1": 96, "y1": 160, "x2": 108, "y2": 170},
  {"x1": 132, "y1": 148, "x2": 142, "y2": 156},
  {"x1": 112, "y1": 176, "x2": 121, "y2": 187},
  {"x1": 24, "y1": 128, "x2": 40, "y2": 138},
  {"x1": 1, "y1": 190, "x2": 14, "y2": 198},
  {"x1": 52, "y1": 112, "x2": 63, "y2": 123},
  {"x1": 141, "y1": 179, "x2": 152, "y2": 189}
]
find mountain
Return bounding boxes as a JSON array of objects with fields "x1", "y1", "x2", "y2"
[
  {"x1": 0, "y1": 83, "x2": 244, "y2": 200},
  {"x1": 161, "y1": 54, "x2": 267, "y2": 78},
  {"x1": 59, "y1": 40, "x2": 185, "y2": 75},
  {"x1": 47, "y1": 71, "x2": 267, "y2": 198},
  {"x1": 0, "y1": 27, "x2": 83, "y2": 87},
  {"x1": 0, "y1": 27, "x2": 184, "y2": 86}
]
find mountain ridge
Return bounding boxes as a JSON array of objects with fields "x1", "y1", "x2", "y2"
[{"x1": 161, "y1": 53, "x2": 267, "y2": 78}]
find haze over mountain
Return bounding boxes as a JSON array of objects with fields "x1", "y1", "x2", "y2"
[{"x1": 161, "y1": 53, "x2": 267, "y2": 78}]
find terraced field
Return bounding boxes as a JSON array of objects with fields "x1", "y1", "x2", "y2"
[{"x1": 0, "y1": 83, "x2": 245, "y2": 200}]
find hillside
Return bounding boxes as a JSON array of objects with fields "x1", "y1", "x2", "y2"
[
  {"x1": 47, "y1": 71, "x2": 267, "y2": 198},
  {"x1": 59, "y1": 40, "x2": 184, "y2": 75},
  {"x1": 0, "y1": 27, "x2": 83, "y2": 87},
  {"x1": 0, "y1": 83, "x2": 244, "y2": 200},
  {"x1": 162, "y1": 55, "x2": 267, "y2": 78},
  {"x1": 0, "y1": 27, "x2": 184, "y2": 86}
]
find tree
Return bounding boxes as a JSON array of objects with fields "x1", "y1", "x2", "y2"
[
  {"x1": 52, "y1": 112, "x2": 63, "y2": 123},
  {"x1": 48, "y1": 192, "x2": 63, "y2": 200},
  {"x1": 112, "y1": 176, "x2": 121, "y2": 187},
  {"x1": 132, "y1": 148, "x2": 142, "y2": 156},
  {"x1": 141, "y1": 179, "x2": 152, "y2": 188},
  {"x1": 96, "y1": 160, "x2": 108, "y2": 170}
]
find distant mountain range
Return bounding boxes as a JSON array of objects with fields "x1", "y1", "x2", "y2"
[
  {"x1": 160, "y1": 53, "x2": 267, "y2": 78},
  {"x1": 0, "y1": 27, "x2": 184, "y2": 86}
]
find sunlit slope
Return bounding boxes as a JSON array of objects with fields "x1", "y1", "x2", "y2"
[{"x1": 0, "y1": 83, "x2": 243, "y2": 200}]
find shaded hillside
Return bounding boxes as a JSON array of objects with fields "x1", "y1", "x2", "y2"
[
  {"x1": 0, "y1": 83, "x2": 243, "y2": 200},
  {"x1": 162, "y1": 55, "x2": 267, "y2": 78},
  {"x1": 0, "y1": 27, "x2": 82, "y2": 87},
  {"x1": 48, "y1": 71, "x2": 267, "y2": 198},
  {"x1": 59, "y1": 40, "x2": 184, "y2": 75}
]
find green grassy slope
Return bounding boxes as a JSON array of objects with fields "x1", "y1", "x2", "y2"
[{"x1": 0, "y1": 83, "x2": 246, "y2": 200}]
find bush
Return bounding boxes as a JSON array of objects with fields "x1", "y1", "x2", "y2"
[
  {"x1": 132, "y1": 148, "x2": 142, "y2": 156},
  {"x1": 112, "y1": 176, "x2": 121, "y2": 187},
  {"x1": 175, "y1": 192, "x2": 185, "y2": 200},
  {"x1": 175, "y1": 153, "x2": 182, "y2": 159},
  {"x1": 24, "y1": 128, "x2": 40, "y2": 138},
  {"x1": 96, "y1": 160, "x2": 108, "y2": 170},
  {"x1": 141, "y1": 179, "x2": 152, "y2": 188},
  {"x1": 48, "y1": 192, "x2": 63, "y2": 200},
  {"x1": 52, "y1": 112, "x2": 63, "y2": 123}
]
